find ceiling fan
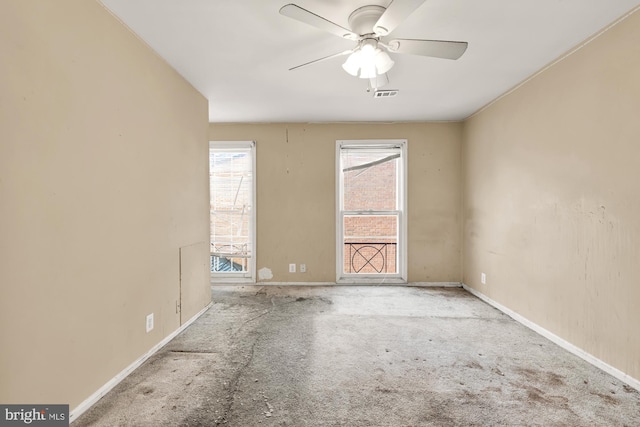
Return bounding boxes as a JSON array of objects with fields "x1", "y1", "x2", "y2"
[{"x1": 279, "y1": 0, "x2": 468, "y2": 86}]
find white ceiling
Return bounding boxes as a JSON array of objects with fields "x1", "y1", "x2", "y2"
[{"x1": 100, "y1": 0, "x2": 640, "y2": 123}]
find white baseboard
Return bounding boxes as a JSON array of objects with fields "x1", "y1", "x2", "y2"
[
  {"x1": 262, "y1": 282, "x2": 338, "y2": 286},
  {"x1": 211, "y1": 281, "x2": 338, "y2": 286},
  {"x1": 409, "y1": 282, "x2": 463, "y2": 287},
  {"x1": 213, "y1": 281, "x2": 463, "y2": 287},
  {"x1": 69, "y1": 302, "x2": 213, "y2": 423},
  {"x1": 462, "y1": 284, "x2": 640, "y2": 392}
]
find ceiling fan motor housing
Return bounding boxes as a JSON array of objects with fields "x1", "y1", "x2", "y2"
[{"x1": 348, "y1": 5, "x2": 386, "y2": 36}]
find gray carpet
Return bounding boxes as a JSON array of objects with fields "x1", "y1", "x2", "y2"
[{"x1": 73, "y1": 286, "x2": 640, "y2": 426}]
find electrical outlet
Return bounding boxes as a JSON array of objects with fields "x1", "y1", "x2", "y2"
[
  {"x1": 146, "y1": 313, "x2": 154, "y2": 333},
  {"x1": 289, "y1": 263, "x2": 296, "y2": 273},
  {"x1": 300, "y1": 264, "x2": 306, "y2": 273},
  {"x1": 481, "y1": 273, "x2": 486, "y2": 285}
]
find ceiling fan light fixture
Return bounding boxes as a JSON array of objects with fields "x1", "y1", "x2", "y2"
[
  {"x1": 341, "y1": 50, "x2": 362, "y2": 76},
  {"x1": 342, "y1": 40, "x2": 395, "y2": 79},
  {"x1": 375, "y1": 50, "x2": 394, "y2": 74},
  {"x1": 359, "y1": 63, "x2": 378, "y2": 79},
  {"x1": 359, "y1": 39, "x2": 378, "y2": 60}
]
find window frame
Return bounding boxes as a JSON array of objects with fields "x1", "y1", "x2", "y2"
[
  {"x1": 336, "y1": 139, "x2": 408, "y2": 284},
  {"x1": 209, "y1": 140, "x2": 256, "y2": 283}
]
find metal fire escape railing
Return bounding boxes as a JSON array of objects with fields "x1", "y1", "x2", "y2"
[
  {"x1": 345, "y1": 242, "x2": 397, "y2": 273},
  {"x1": 210, "y1": 243, "x2": 250, "y2": 272}
]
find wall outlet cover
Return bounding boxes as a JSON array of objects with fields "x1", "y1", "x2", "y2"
[{"x1": 146, "y1": 313, "x2": 154, "y2": 333}]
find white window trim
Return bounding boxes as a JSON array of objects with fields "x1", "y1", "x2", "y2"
[
  {"x1": 336, "y1": 139, "x2": 408, "y2": 284},
  {"x1": 209, "y1": 140, "x2": 256, "y2": 283}
]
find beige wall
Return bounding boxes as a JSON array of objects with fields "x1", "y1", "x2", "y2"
[
  {"x1": 463, "y1": 9, "x2": 640, "y2": 380},
  {"x1": 210, "y1": 123, "x2": 462, "y2": 283},
  {"x1": 0, "y1": 0, "x2": 210, "y2": 410}
]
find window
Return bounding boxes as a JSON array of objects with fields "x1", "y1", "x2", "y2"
[
  {"x1": 336, "y1": 140, "x2": 407, "y2": 283},
  {"x1": 209, "y1": 141, "x2": 256, "y2": 282}
]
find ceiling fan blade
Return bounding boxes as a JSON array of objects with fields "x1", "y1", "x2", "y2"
[
  {"x1": 373, "y1": 0, "x2": 427, "y2": 36},
  {"x1": 289, "y1": 50, "x2": 353, "y2": 71},
  {"x1": 280, "y1": 4, "x2": 358, "y2": 40},
  {"x1": 387, "y1": 39, "x2": 468, "y2": 60}
]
